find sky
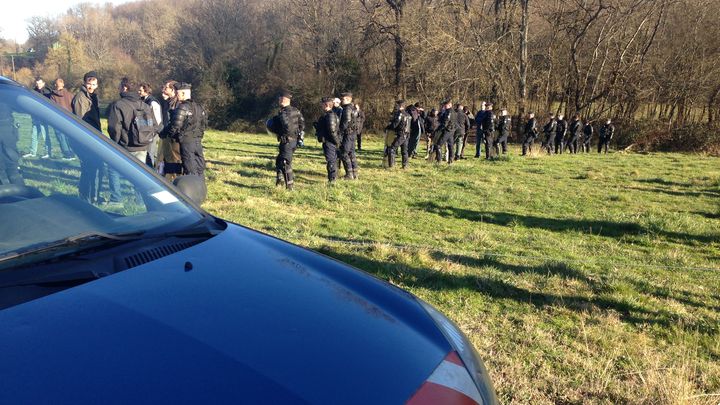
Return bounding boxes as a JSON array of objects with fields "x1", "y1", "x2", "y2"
[{"x1": 0, "y1": 0, "x2": 134, "y2": 44}]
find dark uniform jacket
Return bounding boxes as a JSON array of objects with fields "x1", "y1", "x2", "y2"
[
  {"x1": 339, "y1": 104, "x2": 358, "y2": 141},
  {"x1": 569, "y1": 119, "x2": 583, "y2": 138},
  {"x1": 583, "y1": 123, "x2": 594, "y2": 139},
  {"x1": 316, "y1": 110, "x2": 340, "y2": 145},
  {"x1": 525, "y1": 117, "x2": 538, "y2": 136},
  {"x1": 482, "y1": 111, "x2": 496, "y2": 134},
  {"x1": 162, "y1": 99, "x2": 207, "y2": 143},
  {"x1": 72, "y1": 86, "x2": 101, "y2": 131},
  {"x1": 439, "y1": 108, "x2": 457, "y2": 134},
  {"x1": 600, "y1": 123, "x2": 615, "y2": 139},
  {"x1": 387, "y1": 108, "x2": 412, "y2": 137},
  {"x1": 425, "y1": 114, "x2": 439, "y2": 136},
  {"x1": 497, "y1": 115, "x2": 511, "y2": 137},
  {"x1": 555, "y1": 119, "x2": 568, "y2": 139},
  {"x1": 543, "y1": 118, "x2": 557, "y2": 135},
  {"x1": 269, "y1": 105, "x2": 304, "y2": 142}
]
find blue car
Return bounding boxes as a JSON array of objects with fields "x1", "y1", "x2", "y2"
[{"x1": 0, "y1": 76, "x2": 497, "y2": 404}]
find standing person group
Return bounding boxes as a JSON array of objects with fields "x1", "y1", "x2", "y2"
[
  {"x1": 24, "y1": 71, "x2": 208, "y2": 205},
  {"x1": 538, "y1": 113, "x2": 615, "y2": 155}
]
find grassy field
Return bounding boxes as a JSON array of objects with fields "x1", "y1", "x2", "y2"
[{"x1": 200, "y1": 129, "x2": 719, "y2": 404}]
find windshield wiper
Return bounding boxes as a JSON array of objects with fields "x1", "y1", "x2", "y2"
[
  {"x1": 0, "y1": 231, "x2": 147, "y2": 264},
  {"x1": 0, "y1": 270, "x2": 106, "y2": 289}
]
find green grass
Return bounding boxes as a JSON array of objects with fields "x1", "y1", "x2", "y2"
[{"x1": 202, "y1": 130, "x2": 720, "y2": 404}]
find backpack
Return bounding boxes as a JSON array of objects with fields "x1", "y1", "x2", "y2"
[{"x1": 130, "y1": 101, "x2": 159, "y2": 147}]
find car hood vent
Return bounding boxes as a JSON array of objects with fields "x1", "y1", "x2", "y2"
[{"x1": 122, "y1": 240, "x2": 202, "y2": 270}]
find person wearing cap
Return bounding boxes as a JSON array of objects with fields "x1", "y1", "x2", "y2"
[
  {"x1": 266, "y1": 90, "x2": 305, "y2": 189},
  {"x1": 494, "y1": 108, "x2": 511, "y2": 156},
  {"x1": 482, "y1": 103, "x2": 497, "y2": 159},
  {"x1": 542, "y1": 113, "x2": 557, "y2": 154},
  {"x1": 555, "y1": 113, "x2": 567, "y2": 154},
  {"x1": 582, "y1": 119, "x2": 594, "y2": 153},
  {"x1": 338, "y1": 92, "x2": 359, "y2": 179},
  {"x1": 424, "y1": 108, "x2": 440, "y2": 159},
  {"x1": 314, "y1": 97, "x2": 341, "y2": 183},
  {"x1": 474, "y1": 101, "x2": 487, "y2": 158},
  {"x1": 355, "y1": 103, "x2": 365, "y2": 151},
  {"x1": 407, "y1": 102, "x2": 425, "y2": 158},
  {"x1": 598, "y1": 118, "x2": 614, "y2": 153},
  {"x1": 453, "y1": 102, "x2": 471, "y2": 160},
  {"x1": 565, "y1": 114, "x2": 582, "y2": 154},
  {"x1": 385, "y1": 99, "x2": 412, "y2": 169},
  {"x1": 161, "y1": 82, "x2": 207, "y2": 177},
  {"x1": 434, "y1": 99, "x2": 457, "y2": 164},
  {"x1": 71, "y1": 71, "x2": 103, "y2": 203},
  {"x1": 521, "y1": 112, "x2": 538, "y2": 156}
]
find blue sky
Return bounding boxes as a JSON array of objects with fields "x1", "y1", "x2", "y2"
[{"x1": 0, "y1": 0, "x2": 134, "y2": 44}]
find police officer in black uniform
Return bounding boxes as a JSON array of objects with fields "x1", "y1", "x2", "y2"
[
  {"x1": 314, "y1": 97, "x2": 340, "y2": 183},
  {"x1": 555, "y1": 114, "x2": 567, "y2": 154},
  {"x1": 160, "y1": 82, "x2": 207, "y2": 178},
  {"x1": 474, "y1": 101, "x2": 487, "y2": 158},
  {"x1": 482, "y1": 103, "x2": 497, "y2": 159},
  {"x1": 521, "y1": 112, "x2": 538, "y2": 156},
  {"x1": 566, "y1": 114, "x2": 582, "y2": 154},
  {"x1": 453, "y1": 103, "x2": 470, "y2": 161},
  {"x1": 435, "y1": 99, "x2": 456, "y2": 164},
  {"x1": 338, "y1": 92, "x2": 359, "y2": 179},
  {"x1": 386, "y1": 99, "x2": 412, "y2": 168},
  {"x1": 542, "y1": 113, "x2": 557, "y2": 154},
  {"x1": 598, "y1": 119, "x2": 615, "y2": 154},
  {"x1": 266, "y1": 90, "x2": 305, "y2": 189},
  {"x1": 582, "y1": 119, "x2": 594, "y2": 153},
  {"x1": 494, "y1": 108, "x2": 511, "y2": 156}
]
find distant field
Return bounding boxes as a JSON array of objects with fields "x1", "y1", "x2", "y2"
[{"x1": 200, "y1": 129, "x2": 719, "y2": 404}]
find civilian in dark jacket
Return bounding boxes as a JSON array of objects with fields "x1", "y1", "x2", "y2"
[
  {"x1": 48, "y1": 78, "x2": 75, "y2": 159},
  {"x1": 582, "y1": 120, "x2": 594, "y2": 153},
  {"x1": 474, "y1": 101, "x2": 487, "y2": 158},
  {"x1": 453, "y1": 103, "x2": 471, "y2": 160},
  {"x1": 424, "y1": 108, "x2": 439, "y2": 159},
  {"x1": 555, "y1": 114, "x2": 567, "y2": 154}
]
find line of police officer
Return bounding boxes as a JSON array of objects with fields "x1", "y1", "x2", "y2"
[{"x1": 266, "y1": 92, "x2": 617, "y2": 189}]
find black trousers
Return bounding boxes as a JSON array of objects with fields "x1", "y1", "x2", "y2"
[
  {"x1": 276, "y1": 139, "x2": 297, "y2": 188},
  {"x1": 543, "y1": 133, "x2": 554, "y2": 154},
  {"x1": 484, "y1": 131, "x2": 496, "y2": 159},
  {"x1": 322, "y1": 142, "x2": 338, "y2": 181},
  {"x1": 582, "y1": 138, "x2": 592, "y2": 153},
  {"x1": 408, "y1": 131, "x2": 422, "y2": 157},
  {"x1": 598, "y1": 137, "x2": 610, "y2": 153},
  {"x1": 356, "y1": 133, "x2": 362, "y2": 151},
  {"x1": 389, "y1": 134, "x2": 409, "y2": 168},
  {"x1": 179, "y1": 138, "x2": 205, "y2": 177},
  {"x1": 340, "y1": 134, "x2": 358, "y2": 178},
  {"x1": 475, "y1": 130, "x2": 484, "y2": 157},
  {"x1": 565, "y1": 136, "x2": 579, "y2": 153},
  {"x1": 494, "y1": 134, "x2": 508, "y2": 155},
  {"x1": 554, "y1": 135, "x2": 564, "y2": 154},
  {"x1": 0, "y1": 136, "x2": 23, "y2": 185},
  {"x1": 435, "y1": 130, "x2": 455, "y2": 163},
  {"x1": 522, "y1": 135, "x2": 536, "y2": 155}
]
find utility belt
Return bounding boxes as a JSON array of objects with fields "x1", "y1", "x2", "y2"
[{"x1": 279, "y1": 135, "x2": 298, "y2": 143}]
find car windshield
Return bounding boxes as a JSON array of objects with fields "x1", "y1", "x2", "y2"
[{"x1": 0, "y1": 79, "x2": 204, "y2": 265}]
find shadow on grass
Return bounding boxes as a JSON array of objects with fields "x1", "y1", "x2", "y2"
[
  {"x1": 236, "y1": 169, "x2": 266, "y2": 179},
  {"x1": 223, "y1": 180, "x2": 267, "y2": 190},
  {"x1": 693, "y1": 211, "x2": 720, "y2": 220},
  {"x1": 206, "y1": 159, "x2": 235, "y2": 167},
  {"x1": 626, "y1": 186, "x2": 719, "y2": 198},
  {"x1": 317, "y1": 247, "x2": 716, "y2": 333},
  {"x1": 411, "y1": 201, "x2": 720, "y2": 245}
]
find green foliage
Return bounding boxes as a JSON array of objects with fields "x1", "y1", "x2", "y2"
[{"x1": 202, "y1": 129, "x2": 720, "y2": 404}]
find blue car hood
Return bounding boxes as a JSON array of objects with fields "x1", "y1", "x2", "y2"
[{"x1": 0, "y1": 224, "x2": 450, "y2": 404}]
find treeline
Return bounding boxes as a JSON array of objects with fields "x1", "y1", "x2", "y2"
[{"x1": 4, "y1": 0, "x2": 720, "y2": 152}]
